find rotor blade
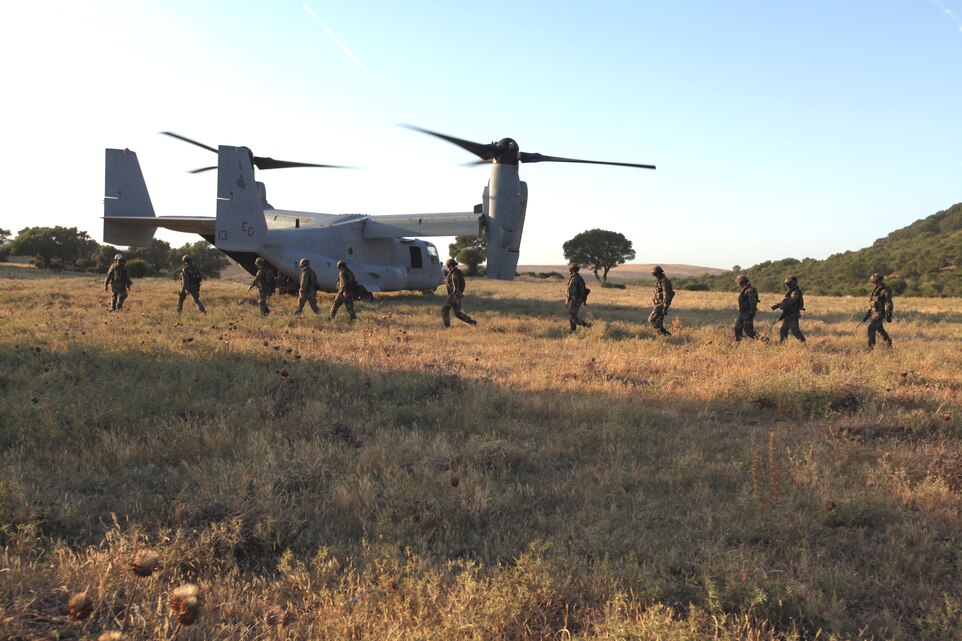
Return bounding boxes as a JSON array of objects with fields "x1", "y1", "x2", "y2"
[
  {"x1": 161, "y1": 131, "x2": 217, "y2": 154},
  {"x1": 187, "y1": 166, "x2": 218, "y2": 174},
  {"x1": 519, "y1": 151, "x2": 655, "y2": 170},
  {"x1": 401, "y1": 124, "x2": 501, "y2": 161},
  {"x1": 252, "y1": 157, "x2": 351, "y2": 170}
]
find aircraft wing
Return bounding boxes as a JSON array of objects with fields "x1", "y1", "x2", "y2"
[
  {"x1": 362, "y1": 212, "x2": 482, "y2": 239},
  {"x1": 101, "y1": 215, "x2": 216, "y2": 237}
]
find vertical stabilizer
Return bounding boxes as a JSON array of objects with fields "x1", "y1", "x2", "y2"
[
  {"x1": 215, "y1": 146, "x2": 267, "y2": 251},
  {"x1": 103, "y1": 149, "x2": 156, "y2": 245}
]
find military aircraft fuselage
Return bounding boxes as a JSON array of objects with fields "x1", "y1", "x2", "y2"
[{"x1": 257, "y1": 209, "x2": 443, "y2": 293}]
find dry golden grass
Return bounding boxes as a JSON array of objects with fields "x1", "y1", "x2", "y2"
[{"x1": 1, "y1": 273, "x2": 961, "y2": 640}]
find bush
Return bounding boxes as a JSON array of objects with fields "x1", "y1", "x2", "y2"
[
  {"x1": 125, "y1": 258, "x2": 154, "y2": 278},
  {"x1": 601, "y1": 281, "x2": 626, "y2": 289}
]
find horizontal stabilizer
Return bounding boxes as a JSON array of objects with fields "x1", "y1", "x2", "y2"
[
  {"x1": 99, "y1": 215, "x2": 216, "y2": 237},
  {"x1": 363, "y1": 212, "x2": 482, "y2": 239}
]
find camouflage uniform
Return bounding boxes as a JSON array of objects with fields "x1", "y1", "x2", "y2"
[
  {"x1": 330, "y1": 263, "x2": 357, "y2": 320},
  {"x1": 648, "y1": 267, "x2": 674, "y2": 336},
  {"x1": 441, "y1": 260, "x2": 477, "y2": 327},
  {"x1": 771, "y1": 276, "x2": 805, "y2": 342},
  {"x1": 104, "y1": 259, "x2": 132, "y2": 311},
  {"x1": 734, "y1": 277, "x2": 761, "y2": 340},
  {"x1": 252, "y1": 261, "x2": 275, "y2": 315},
  {"x1": 866, "y1": 275, "x2": 893, "y2": 349},
  {"x1": 294, "y1": 261, "x2": 320, "y2": 315},
  {"x1": 177, "y1": 259, "x2": 206, "y2": 314},
  {"x1": 565, "y1": 265, "x2": 592, "y2": 331}
]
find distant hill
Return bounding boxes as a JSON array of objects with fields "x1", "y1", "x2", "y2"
[{"x1": 674, "y1": 202, "x2": 962, "y2": 296}]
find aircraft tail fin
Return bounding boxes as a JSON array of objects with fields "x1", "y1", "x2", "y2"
[
  {"x1": 215, "y1": 146, "x2": 267, "y2": 251},
  {"x1": 103, "y1": 149, "x2": 157, "y2": 246}
]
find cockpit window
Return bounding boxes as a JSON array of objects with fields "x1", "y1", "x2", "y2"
[{"x1": 426, "y1": 244, "x2": 439, "y2": 265}]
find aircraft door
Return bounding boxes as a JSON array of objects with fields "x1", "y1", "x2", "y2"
[{"x1": 409, "y1": 246, "x2": 423, "y2": 269}]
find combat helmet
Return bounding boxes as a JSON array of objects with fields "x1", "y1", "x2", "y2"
[
  {"x1": 255, "y1": 257, "x2": 266, "y2": 267},
  {"x1": 299, "y1": 258, "x2": 310, "y2": 267},
  {"x1": 568, "y1": 263, "x2": 580, "y2": 273},
  {"x1": 736, "y1": 274, "x2": 749, "y2": 286},
  {"x1": 114, "y1": 253, "x2": 124, "y2": 261},
  {"x1": 445, "y1": 258, "x2": 458, "y2": 269},
  {"x1": 784, "y1": 275, "x2": 797, "y2": 286},
  {"x1": 182, "y1": 255, "x2": 192, "y2": 264},
  {"x1": 870, "y1": 273, "x2": 884, "y2": 283},
  {"x1": 336, "y1": 260, "x2": 347, "y2": 269},
  {"x1": 651, "y1": 265, "x2": 664, "y2": 277}
]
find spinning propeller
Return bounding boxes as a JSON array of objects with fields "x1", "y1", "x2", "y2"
[
  {"x1": 161, "y1": 131, "x2": 348, "y2": 174},
  {"x1": 403, "y1": 125, "x2": 655, "y2": 170}
]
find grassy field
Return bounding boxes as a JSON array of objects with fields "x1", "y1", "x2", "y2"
[{"x1": 1, "y1": 272, "x2": 961, "y2": 640}]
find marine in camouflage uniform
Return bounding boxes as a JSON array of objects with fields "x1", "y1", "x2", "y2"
[
  {"x1": 648, "y1": 265, "x2": 674, "y2": 336},
  {"x1": 734, "y1": 274, "x2": 762, "y2": 341},
  {"x1": 104, "y1": 254, "x2": 132, "y2": 311},
  {"x1": 565, "y1": 263, "x2": 592, "y2": 332},
  {"x1": 865, "y1": 273, "x2": 893, "y2": 349},
  {"x1": 177, "y1": 255, "x2": 206, "y2": 315},
  {"x1": 251, "y1": 257, "x2": 275, "y2": 315},
  {"x1": 441, "y1": 258, "x2": 477, "y2": 327},
  {"x1": 771, "y1": 275, "x2": 805, "y2": 342},
  {"x1": 329, "y1": 260, "x2": 357, "y2": 321},
  {"x1": 293, "y1": 258, "x2": 320, "y2": 315}
]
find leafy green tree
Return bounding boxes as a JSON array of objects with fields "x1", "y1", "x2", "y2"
[
  {"x1": 455, "y1": 247, "x2": 486, "y2": 276},
  {"x1": 93, "y1": 245, "x2": 121, "y2": 273},
  {"x1": 127, "y1": 239, "x2": 173, "y2": 275},
  {"x1": 449, "y1": 219, "x2": 487, "y2": 273},
  {"x1": 562, "y1": 229, "x2": 636, "y2": 282},
  {"x1": 8, "y1": 227, "x2": 59, "y2": 268},
  {"x1": 8, "y1": 226, "x2": 98, "y2": 270},
  {"x1": 0, "y1": 228, "x2": 10, "y2": 261},
  {"x1": 170, "y1": 240, "x2": 230, "y2": 278}
]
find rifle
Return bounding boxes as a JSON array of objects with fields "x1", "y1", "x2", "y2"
[
  {"x1": 856, "y1": 310, "x2": 871, "y2": 328},
  {"x1": 770, "y1": 310, "x2": 785, "y2": 327}
]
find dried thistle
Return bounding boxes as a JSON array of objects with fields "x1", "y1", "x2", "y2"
[
  {"x1": 264, "y1": 609, "x2": 296, "y2": 627},
  {"x1": 449, "y1": 475, "x2": 460, "y2": 488},
  {"x1": 130, "y1": 550, "x2": 160, "y2": 577},
  {"x1": 169, "y1": 583, "x2": 201, "y2": 625},
  {"x1": 68, "y1": 591, "x2": 93, "y2": 620},
  {"x1": 750, "y1": 449, "x2": 766, "y2": 511},
  {"x1": 768, "y1": 432, "x2": 782, "y2": 502}
]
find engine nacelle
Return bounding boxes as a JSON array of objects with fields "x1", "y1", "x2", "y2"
[{"x1": 484, "y1": 163, "x2": 528, "y2": 280}]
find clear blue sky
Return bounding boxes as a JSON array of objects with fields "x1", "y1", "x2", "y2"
[{"x1": 2, "y1": 1, "x2": 960, "y2": 268}]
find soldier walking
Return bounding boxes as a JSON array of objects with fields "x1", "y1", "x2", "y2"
[
  {"x1": 734, "y1": 274, "x2": 763, "y2": 341},
  {"x1": 293, "y1": 258, "x2": 320, "y2": 315},
  {"x1": 104, "y1": 254, "x2": 132, "y2": 311},
  {"x1": 177, "y1": 255, "x2": 206, "y2": 315},
  {"x1": 441, "y1": 258, "x2": 477, "y2": 328},
  {"x1": 250, "y1": 257, "x2": 275, "y2": 316},
  {"x1": 329, "y1": 260, "x2": 357, "y2": 321},
  {"x1": 565, "y1": 263, "x2": 592, "y2": 332},
  {"x1": 648, "y1": 265, "x2": 674, "y2": 336},
  {"x1": 771, "y1": 275, "x2": 805, "y2": 342},
  {"x1": 864, "y1": 273, "x2": 894, "y2": 349}
]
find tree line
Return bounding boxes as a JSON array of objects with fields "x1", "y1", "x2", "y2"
[{"x1": 0, "y1": 226, "x2": 229, "y2": 278}]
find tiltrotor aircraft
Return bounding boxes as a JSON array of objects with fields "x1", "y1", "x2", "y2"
[{"x1": 103, "y1": 129, "x2": 654, "y2": 294}]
